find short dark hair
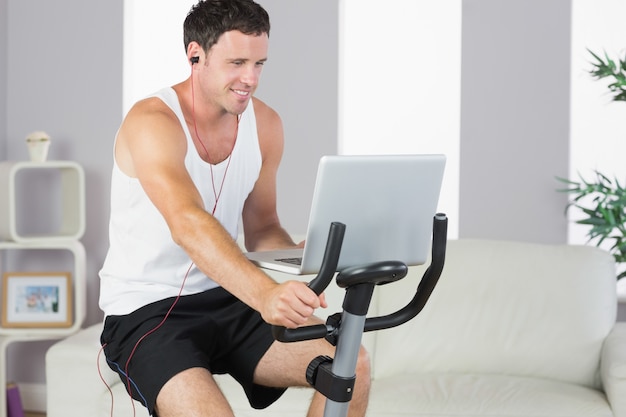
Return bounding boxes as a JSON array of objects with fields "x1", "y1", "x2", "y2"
[{"x1": 183, "y1": 0, "x2": 270, "y2": 54}]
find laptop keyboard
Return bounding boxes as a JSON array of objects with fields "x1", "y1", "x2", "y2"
[{"x1": 276, "y1": 257, "x2": 303, "y2": 266}]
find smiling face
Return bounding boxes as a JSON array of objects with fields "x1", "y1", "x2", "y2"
[{"x1": 196, "y1": 30, "x2": 269, "y2": 116}]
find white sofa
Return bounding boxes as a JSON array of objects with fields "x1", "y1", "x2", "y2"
[{"x1": 46, "y1": 239, "x2": 626, "y2": 417}]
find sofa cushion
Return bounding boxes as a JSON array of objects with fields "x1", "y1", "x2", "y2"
[
  {"x1": 372, "y1": 239, "x2": 616, "y2": 389},
  {"x1": 368, "y1": 373, "x2": 612, "y2": 417}
]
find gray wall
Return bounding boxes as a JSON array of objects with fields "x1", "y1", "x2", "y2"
[
  {"x1": 4, "y1": 0, "x2": 124, "y2": 384},
  {"x1": 459, "y1": 0, "x2": 571, "y2": 244},
  {"x1": 256, "y1": 0, "x2": 338, "y2": 234},
  {"x1": 6, "y1": 0, "x2": 124, "y2": 320},
  {"x1": 0, "y1": 0, "x2": 6, "y2": 159}
]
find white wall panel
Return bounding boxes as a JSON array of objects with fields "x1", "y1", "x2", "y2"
[
  {"x1": 339, "y1": 0, "x2": 461, "y2": 238},
  {"x1": 569, "y1": 0, "x2": 626, "y2": 246},
  {"x1": 123, "y1": 0, "x2": 195, "y2": 115}
]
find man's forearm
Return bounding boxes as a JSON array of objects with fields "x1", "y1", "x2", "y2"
[{"x1": 244, "y1": 222, "x2": 297, "y2": 252}]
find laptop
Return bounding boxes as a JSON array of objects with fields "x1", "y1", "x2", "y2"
[{"x1": 246, "y1": 154, "x2": 446, "y2": 275}]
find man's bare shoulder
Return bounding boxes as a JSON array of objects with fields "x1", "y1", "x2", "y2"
[
  {"x1": 116, "y1": 96, "x2": 187, "y2": 177},
  {"x1": 125, "y1": 96, "x2": 179, "y2": 126},
  {"x1": 119, "y1": 96, "x2": 185, "y2": 146},
  {"x1": 251, "y1": 97, "x2": 284, "y2": 156},
  {"x1": 251, "y1": 96, "x2": 282, "y2": 127}
]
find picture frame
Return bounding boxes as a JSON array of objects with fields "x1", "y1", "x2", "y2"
[{"x1": 1, "y1": 272, "x2": 73, "y2": 328}]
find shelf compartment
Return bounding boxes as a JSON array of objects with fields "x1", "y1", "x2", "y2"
[{"x1": 0, "y1": 161, "x2": 85, "y2": 242}]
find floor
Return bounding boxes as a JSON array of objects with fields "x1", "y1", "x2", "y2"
[{"x1": 25, "y1": 413, "x2": 45, "y2": 417}]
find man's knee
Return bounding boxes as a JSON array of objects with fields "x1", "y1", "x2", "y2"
[{"x1": 155, "y1": 368, "x2": 234, "y2": 417}]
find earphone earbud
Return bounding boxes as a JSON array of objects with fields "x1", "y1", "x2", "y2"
[{"x1": 190, "y1": 56, "x2": 199, "y2": 64}]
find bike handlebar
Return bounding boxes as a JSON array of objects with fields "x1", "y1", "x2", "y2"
[
  {"x1": 272, "y1": 214, "x2": 448, "y2": 343},
  {"x1": 363, "y1": 213, "x2": 447, "y2": 332},
  {"x1": 307, "y1": 222, "x2": 346, "y2": 295},
  {"x1": 271, "y1": 222, "x2": 346, "y2": 342}
]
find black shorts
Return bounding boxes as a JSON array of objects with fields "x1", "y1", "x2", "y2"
[{"x1": 100, "y1": 287, "x2": 286, "y2": 415}]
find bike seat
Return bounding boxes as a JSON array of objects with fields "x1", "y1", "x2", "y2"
[{"x1": 336, "y1": 260, "x2": 407, "y2": 288}]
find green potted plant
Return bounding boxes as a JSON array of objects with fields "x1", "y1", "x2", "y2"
[
  {"x1": 558, "y1": 49, "x2": 626, "y2": 279},
  {"x1": 587, "y1": 49, "x2": 626, "y2": 101}
]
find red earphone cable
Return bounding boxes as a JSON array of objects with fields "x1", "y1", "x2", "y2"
[
  {"x1": 122, "y1": 262, "x2": 194, "y2": 416},
  {"x1": 190, "y1": 63, "x2": 240, "y2": 215},
  {"x1": 97, "y1": 343, "x2": 115, "y2": 417}
]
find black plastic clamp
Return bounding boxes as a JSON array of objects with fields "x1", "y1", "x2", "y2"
[
  {"x1": 324, "y1": 313, "x2": 342, "y2": 346},
  {"x1": 306, "y1": 355, "x2": 355, "y2": 403}
]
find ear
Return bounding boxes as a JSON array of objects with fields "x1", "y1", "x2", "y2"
[{"x1": 187, "y1": 41, "x2": 203, "y2": 65}]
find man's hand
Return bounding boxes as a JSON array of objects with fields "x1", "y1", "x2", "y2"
[{"x1": 261, "y1": 281, "x2": 327, "y2": 328}]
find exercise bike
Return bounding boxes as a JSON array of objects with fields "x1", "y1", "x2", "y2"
[{"x1": 272, "y1": 213, "x2": 448, "y2": 417}]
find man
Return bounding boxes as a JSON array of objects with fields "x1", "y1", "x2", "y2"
[{"x1": 98, "y1": 1, "x2": 370, "y2": 416}]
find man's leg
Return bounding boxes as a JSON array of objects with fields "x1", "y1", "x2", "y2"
[
  {"x1": 154, "y1": 367, "x2": 234, "y2": 417},
  {"x1": 253, "y1": 323, "x2": 371, "y2": 417}
]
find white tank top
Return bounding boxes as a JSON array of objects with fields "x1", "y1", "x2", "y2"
[{"x1": 99, "y1": 87, "x2": 262, "y2": 317}]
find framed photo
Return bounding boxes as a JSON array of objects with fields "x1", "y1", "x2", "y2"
[{"x1": 1, "y1": 272, "x2": 73, "y2": 328}]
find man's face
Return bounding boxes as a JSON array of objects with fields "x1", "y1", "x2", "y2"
[{"x1": 201, "y1": 30, "x2": 269, "y2": 115}]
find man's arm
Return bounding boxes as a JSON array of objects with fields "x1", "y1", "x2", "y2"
[
  {"x1": 116, "y1": 97, "x2": 322, "y2": 328},
  {"x1": 242, "y1": 97, "x2": 297, "y2": 252}
]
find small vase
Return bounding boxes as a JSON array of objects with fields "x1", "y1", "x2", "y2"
[{"x1": 25, "y1": 131, "x2": 51, "y2": 162}]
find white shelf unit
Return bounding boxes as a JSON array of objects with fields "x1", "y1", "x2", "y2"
[
  {"x1": 0, "y1": 161, "x2": 86, "y2": 417},
  {"x1": 0, "y1": 161, "x2": 85, "y2": 242}
]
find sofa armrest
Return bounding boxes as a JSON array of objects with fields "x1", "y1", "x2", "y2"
[
  {"x1": 45, "y1": 323, "x2": 118, "y2": 417},
  {"x1": 601, "y1": 321, "x2": 626, "y2": 417}
]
